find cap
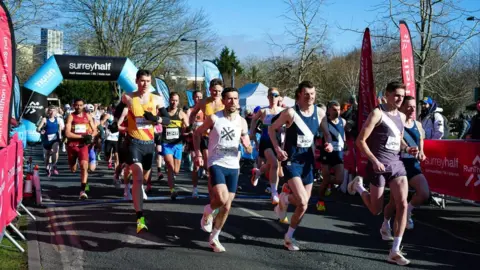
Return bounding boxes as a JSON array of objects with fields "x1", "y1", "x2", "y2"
[
  {"x1": 85, "y1": 104, "x2": 94, "y2": 112},
  {"x1": 421, "y1": 97, "x2": 433, "y2": 105},
  {"x1": 64, "y1": 104, "x2": 71, "y2": 109}
]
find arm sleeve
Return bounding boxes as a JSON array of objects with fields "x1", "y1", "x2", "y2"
[
  {"x1": 157, "y1": 107, "x2": 171, "y2": 125},
  {"x1": 433, "y1": 113, "x2": 445, "y2": 139}
]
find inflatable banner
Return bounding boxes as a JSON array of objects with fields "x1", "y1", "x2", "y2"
[
  {"x1": 202, "y1": 60, "x2": 222, "y2": 97},
  {"x1": 186, "y1": 90, "x2": 195, "y2": 107},
  {"x1": 155, "y1": 78, "x2": 170, "y2": 107},
  {"x1": 400, "y1": 21, "x2": 416, "y2": 100},
  {"x1": 0, "y1": 1, "x2": 15, "y2": 148},
  {"x1": 356, "y1": 28, "x2": 377, "y2": 177},
  {"x1": 421, "y1": 140, "x2": 480, "y2": 201},
  {"x1": 22, "y1": 90, "x2": 47, "y2": 143}
]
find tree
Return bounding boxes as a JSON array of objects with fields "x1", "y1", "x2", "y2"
[
  {"x1": 55, "y1": 81, "x2": 113, "y2": 106},
  {"x1": 214, "y1": 46, "x2": 244, "y2": 83},
  {"x1": 63, "y1": 0, "x2": 214, "y2": 74}
]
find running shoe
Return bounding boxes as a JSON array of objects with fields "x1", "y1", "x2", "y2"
[
  {"x1": 284, "y1": 234, "x2": 300, "y2": 251},
  {"x1": 200, "y1": 207, "x2": 215, "y2": 233},
  {"x1": 62, "y1": 144, "x2": 66, "y2": 152},
  {"x1": 158, "y1": 172, "x2": 164, "y2": 181},
  {"x1": 347, "y1": 176, "x2": 363, "y2": 195},
  {"x1": 142, "y1": 185, "x2": 148, "y2": 200},
  {"x1": 85, "y1": 183, "x2": 90, "y2": 192},
  {"x1": 108, "y1": 163, "x2": 113, "y2": 169},
  {"x1": 265, "y1": 187, "x2": 272, "y2": 194},
  {"x1": 79, "y1": 191, "x2": 88, "y2": 200},
  {"x1": 136, "y1": 217, "x2": 148, "y2": 234},
  {"x1": 281, "y1": 183, "x2": 291, "y2": 194},
  {"x1": 271, "y1": 193, "x2": 280, "y2": 205},
  {"x1": 192, "y1": 188, "x2": 199, "y2": 199},
  {"x1": 97, "y1": 153, "x2": 102, "y2": 161},
  {"x1": 316, "y1": 201, "x2": 326, "y2": 212},
  {"x1": 380, "y1": 225, "x2": 394, "y2": 241},
  {"x1": 325, "y1": 187, "x2": 332, "y2": 197},
  {"x1": 275, "y1": 192, "x2": 289, "y2": 224},
  {"x1": 387, "y1": 250, "x2": 411, "y2": 266},
  {"x1": 52, "y1": 167, "x2": 59, "y2": 175},
  {"x1": 406, "y1": 214, "x2": 414, "y2": 230},
  {"x1": 209, "y1": 238, "x2": 226, "y2": 253},
  {"x1": 251, "y1": 168, "x2": 260, "y2": 187},
  {"x1": 170, "y1": 188, "x2": 178, "y2": 200},
  {"x1": 46, "y1": 168, "x2": 51, "y2": 178}
]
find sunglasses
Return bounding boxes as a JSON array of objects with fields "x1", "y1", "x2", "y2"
[{"x1": 269, "y1": 93, "x2": 280, "y2": 98}]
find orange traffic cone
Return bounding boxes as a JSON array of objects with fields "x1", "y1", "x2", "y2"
[
  {"x1": 32, "y1": 165, "x2": 42, "y2": 205},
  {"x1": 24, "y1": 173, "x2": 33, "y2": 198}
]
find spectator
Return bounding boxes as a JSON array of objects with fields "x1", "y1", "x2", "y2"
[
  {"x1": 419, "y1": 97, "x2": 446, "y2": 139},
  {"x1": 467, "y1": 99, "x2": 480, "y2": 140},
  {"x1": 456, "y1": 114, "x2": 470, "y2": 139}
]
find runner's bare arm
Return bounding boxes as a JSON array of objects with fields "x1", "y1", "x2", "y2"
[
  {"x1": 240, "y1": 118, "x2": 253, "y2": 153},
  {"x1": 87, "y1": 114, "x2": 98, "y2": 137},
  {"x1": 121, "y1": 93, "x2": 133, "y2": 107},
  {"x1": 269, "y1": 108, "x2": 294, "y2": 152},
  {"x1": 193, "y1": 114, "x2": 214, "y2": 157},
  {"x1": 188, "y1": 99, "x2": 205, "y2": 124},
  {"x1": 117, "y1": 107, "x2": 128, "y2": 132},
  {"x1": 65, "y1": 114, "x2": 82, "y2": 139},
  {"x1": 249, "y1": 109, "x2": 263, "y2": 138},
  {"x1": 416, "y1": 120, "x2": 427, "y2": 160},
  {"x1": 356, "y1": 108, "x2": 382, "y2": 164},
  {"x1": 180, "y1": 110, "x2": 190, "y2": 135},
  {"x1": 320, "y1": 117, "x2": 332, "y2": 143},
  {"x1": 342, "y1": 118, "x2": 347, "y2": 141}
]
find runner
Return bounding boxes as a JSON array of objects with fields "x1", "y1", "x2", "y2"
[
  {"x1": 316, "y1": 100, "x2": 346, "y2": 211},
  {"x1": 186, "y1": 90, "x2": 205, "y2": 198},
  {"x1": 154, "y1": 123, "x2": 164, "y2": 182},
  {"x1": 105, "y1": 114, "x2": 120, "y2": 171},
  {"x1": 268, "y1": 81, "x2": 328, "y2": 251},
  {"x1": 348, "y1": 81, "x2": 417, "y2": 265},
  {"x1": 37, "y1": 105, "x2": 64, "y2": 177},
  {"x1": 121, "y1": 69, "x2": 169, "y2": 233},
  {"x1": 189, "y1": 78, "x2": 225, "y2": 181},
  {"x1": 65, "y1": 98, "x2": 98, "y2": 200},
  {"x1": 113, "y1": 104, "x2": 134, "y2": 199},
  {"x1": 249, "y1": 87, "x2": 284, "y2": 204},
  {"x1": 162, "y1": 92, "x2": 189, "y2": 200},
  {"x1": 383, "y1": 96, "x2": 429, "y2": 230},
  {"x1": 194, "y1": 87, "x2": 252, "y2": 252}
]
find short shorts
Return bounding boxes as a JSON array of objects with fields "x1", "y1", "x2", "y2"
[
  {"x1": 89, "y1": 147, "x2": 96, "y2": 164},
  {"x1": 258, "y1": 138, "x2": 275, "y2": 159},
  {"x1": 209, "y1": 165, "x2": 240, "y2": 193},
  {"x1": 367, "y1": 160, "x2": 407, "y2": 187},
  {"x1": 117, "y1": 133, "x2": 128, "y2": 164},
  {"x1": 320, "y1": 150, "x2": 344, "y2": 167},
  {"x1": 402, "y1": 158, "x2": 422, "y2": 180},
  {"x1": 282, "y1": 161, "x2": 314, "y2": 185},
  {"x1": 67, "y1": 142, "x2": 89, "y2": 166},
  {"x1": 162, "y1": 143, "x2": 183, "y2": 160},
  {"x1": 126, "y1": 137, "x2": 155, "y2": 171},
  {"x1": 200, "y1": 136, "x2": 209, "y2": 152}
]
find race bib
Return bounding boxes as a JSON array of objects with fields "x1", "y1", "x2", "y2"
[
  {"x1": 136, "y1": 117, "x2": 153, "y2": 130},
  {"x1": 194, "y1": 121, "x2": 203, "y2": 127},
  {"x1": 297, "y1": 134, "x2": 313, "y2": 148},
  {"x1": 166, "y1": 128, "x2": 180, "y2": 140},
  {"x1": 218, "y1": 146, "x2": 238, "y2": 157},
  {"x1": 47, "y1": 133, "x2": 58, "y2": 141},
  {"x1": 74, "y1": 124, "x2": 87, "y2": 134},
  {"x1": 385, "y1": 136, "x2": 400, "y2": 151}
]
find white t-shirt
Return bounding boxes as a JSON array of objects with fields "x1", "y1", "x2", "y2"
[{"x1": 208, "y1": 111, "x2": 243, "y2": 169}]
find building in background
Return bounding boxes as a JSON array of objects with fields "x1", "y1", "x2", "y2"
[{"x1": 40, "y1": 28, "x2": 64, "y2": 62}]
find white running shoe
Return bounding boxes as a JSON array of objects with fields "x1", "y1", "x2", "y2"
[
  {"x1": 271, "y1": 193, "x2": 280, "y2": 205},
  {"x1": 406, "y1": 214, "x2": 414, "y2": 230},
  {"x1": 209, "y1": 238, "x2": 226, "y2": 253},
  {"x1": 79, "y1": 191, "x2": 88, "y2": 200},
  {"x1": 200, "y1": 207, "x2": 214, "y2": 233},
  {"x1": 284, "y1": 234, "x2": 300, "y2": 251},
  {"x1": 347, "y1": 176, "x2": 363, "y2": 195},
  {"x1": 142, "y1": 185, "x2": 148, "y2": 200},
  {"x1": 251, "y1": 168, "x2": 260, "y2": 187},
  {"x1": 274, "y1": 192, "x2": 289, "y2": 224},
  {"x1": 380, "y1": 226, "x2": 394, "y2": 241},
  {"x1": 387, "y1": 250, "x2": 411, "y2": 266},
  {"x1": 62, "y1": 144, "x2": 66, "y2": 152}
]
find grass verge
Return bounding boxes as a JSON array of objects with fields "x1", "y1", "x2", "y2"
[{"x1": 0, "y1": 215, "x2": 29, "y2": 270}]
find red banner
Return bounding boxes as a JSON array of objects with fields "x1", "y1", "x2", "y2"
[
  {"x1": 421, "y1": 140, "x2": 480, "y2": 201},
  {"x1": 0, "y1": 2, "x2": 15, "y2": 148},
  {"x1": 12, "y1": 134, "x2": 23, "y2": 205},
  {"x1": 400, "y1": 21, "x2": 416, "y2": 99},
  {"x1": 356, "y1": 28, "x2": 377, "y2": 176},
  {"x1": 0, "y1": 146, "x2": 5, "y2": 229},
  {"x1": 2, "y1": 141, "x2": 17, "y2": 226}
]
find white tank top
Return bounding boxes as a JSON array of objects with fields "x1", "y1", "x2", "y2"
[{"x1": 208, "y1": 111, "x2": 243, "y2": 169}]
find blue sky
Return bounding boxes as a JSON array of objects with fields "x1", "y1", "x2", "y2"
[{"x1": 187, "y1": 0, "x2": 480, "y2": 60}]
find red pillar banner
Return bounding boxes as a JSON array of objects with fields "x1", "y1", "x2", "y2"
[
  {"x1": 0, "y1": 2, "x2": 15, "y2": 148},
  {"x1": 13, "y1": 134, "x2": 23, "y2": 205},
  {"x1": 3, "y1": 140, "x2": 17, "y2": 226},
  {"x1": 0, "y1": 146, "x2": 8, "y2": 228},
  {"x1": 421, "y1": 140, "x2": 480, "y2": 201},
  {"x1": 356, "y1": 28, "x2": 377, "y2": 177},
  {"x1": 400, "y1": 21, "x2": 416, "y2": 99}
]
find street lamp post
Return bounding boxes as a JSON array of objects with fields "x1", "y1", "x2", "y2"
[
  {"x1": 181, "y1": 38, "x2": 198, "y2": 91},
  {"x1": 467, "y1": 16, "x2": 480, "y2": 86}
]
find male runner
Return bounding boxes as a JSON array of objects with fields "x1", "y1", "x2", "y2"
[
  {"x1": 348, "y1": 81, "x2": 417, "y2": 265},
  {"x1": 186, "y1": 90, "x2": 205, "y2": 198},
  {"x1": 189, "y1": 79, "x2": 225, "y2": 179},
  {"x1": 317, "y1": 101, "x2": 346, "y2": 211},
  {"x1": 121, "y1": 69, "x2": 169, "y2": 233},
  {"x1": 249, "y1": 87, "x2": 284, "y2": 204},
  {"x1": 37, "y1": 105, "x2": 64, "y2": 177},
  {"x1": 269, "y1": 81, "x2": 329, "y2": 251},
  {"x1": 194, "y1": 87, "x2": 252, "y2": 252},
  {"x1": 162, "y1": 92, "x2": 189, "y2": 199},
  {"x1": 154, "y1": 123, "x2": 164, "y2": 182},
  {"x1": 65, "y1": 98, "x2": 97, "y2": 200},
  {"x1": 382, "y1": 96, "x2": 429, "y2": 230}
]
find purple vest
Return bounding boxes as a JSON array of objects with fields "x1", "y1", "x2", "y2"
[{"x1": 366, "y1": 105, "x2": 404, "y2": 164}]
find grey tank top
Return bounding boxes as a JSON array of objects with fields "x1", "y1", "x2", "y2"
[{"x1": 366, "y1": 105, "x2": 404, "y2": 164}]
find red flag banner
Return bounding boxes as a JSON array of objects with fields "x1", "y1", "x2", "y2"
[
  {"x1": 0, "y1": 2, "x2": 15, "y2": 147},
  {"x1": 421, "y1": 140, "x2": 480, "y2": 201},
  {"x1": 356, "y1": 28, "x2": 377, "y2": 177},
  {"x1": 400, "y1": 21, "x2": 416, "y2": 99},
  {"x1": 3, "y1": 141, "x2": 17, "y2": 226},
  {"x1": 12, "y1": 134, "x2": 23, "y2": 205}
]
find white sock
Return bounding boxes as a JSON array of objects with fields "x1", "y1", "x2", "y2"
[
  {"x1": 286, "y1": 226, "x2": 295, "y2": 239},
  {"x1": 382, "y1": 218, "x2": 391, "y2": 229},
  {"x1": 407, "y1": 202, "x2": 414, "y2": 215},
  {"x1": 204, "y1": 204, "x2": 213, "y2": 215},
  {"x1": 270, "y1": 183, "x2": 278, "y2": 195},
  {"x1": 210, "y1": 228, "x2": 221, "y2": 241},
  {"x1": 355, "y1": 183, "x2": 367, "y2": 194},
  {"x1": 392, "y1": 236, "x2": 402, "y2": 253}
]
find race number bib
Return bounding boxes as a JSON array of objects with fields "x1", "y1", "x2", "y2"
[
  {"x1": 74, "y1": 124, "x2": 87, "y2": 134},
  {"x1": 47, "y1": 133, "x2": 58, "y2": 141},
  {"x1": 218, "y1": 146, "x2": 238, "y2": 157},
  {"x1": 297, "y1": 134, "x2": 313, "y2": 148},
  {"x1": 385, "y1": 136, "x2": 400, "y2": 151},
  {"x1": 166, "y1": 128, "x2": 180, "y2": 140},
  {"x1": 135, "y1": 118, "x2": 153, "y2": 130}
]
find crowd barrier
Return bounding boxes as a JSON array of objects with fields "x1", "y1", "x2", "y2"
[{"x1": 0, "y1": 134, "x2": 34, "y2": 253}]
